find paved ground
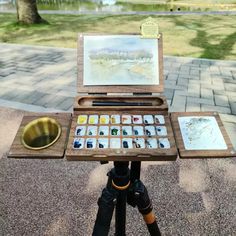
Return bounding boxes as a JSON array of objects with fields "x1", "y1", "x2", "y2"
[
  {"x1": 0, "y1": 43, "x2": 236, "y2": 236},
  {"x1": 0, "y1": 43, "x2": 236, "y2": 115},
  {"x1": 0, "y1": 107, "x2": 235, "y2": 236}
]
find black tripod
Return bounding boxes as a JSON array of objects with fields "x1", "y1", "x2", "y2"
[{"x1": 92, "y1": 161, "x2": 161, "y2": 236}]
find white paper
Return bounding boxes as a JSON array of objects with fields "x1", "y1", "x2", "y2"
[
  {"x1": 83, "y1": 35, "x2": 159, "y2": 86},
  {"x1": 178, "y1": 116, "x2": 227, "y2": 150}
]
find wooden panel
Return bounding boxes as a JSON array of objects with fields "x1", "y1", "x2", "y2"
[
  {"x1": 8, "y1": 113, "x2": 72, "y2": 158},
  {"x1": 65, "y1": 110, "x2": 177, "y2": 161},
  {"x1": 77, "y1": 33, "x2": 164, "y2": 94},
  {"x1": 170, "y1": 112, "x2": 236, "y2": 158}
]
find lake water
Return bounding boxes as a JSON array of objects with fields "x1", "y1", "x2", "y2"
[{"x1": 0, "y1": 0, "x2": 235, "y2": 12}]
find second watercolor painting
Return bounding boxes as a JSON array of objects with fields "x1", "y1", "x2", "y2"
[{"x1": 83, "y1": 35, "x2": 159, "y2": 86}]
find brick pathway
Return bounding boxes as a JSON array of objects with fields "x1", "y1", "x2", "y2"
[{"x1": 0, "y1": 43, "x2": 236, "y2": 115}]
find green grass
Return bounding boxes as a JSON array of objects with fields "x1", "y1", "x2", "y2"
[
  {"x1": 118, "y1": 0, "x2": 236, "y2": 4},
  {"x1": 0, "y1": 13, "x2": 236, "y2": 60}
]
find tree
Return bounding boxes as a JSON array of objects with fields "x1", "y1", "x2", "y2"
[{"x1": 16, "y1": 0, "x2": 47, "y2": 24}]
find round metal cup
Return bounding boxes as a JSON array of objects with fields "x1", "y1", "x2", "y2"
[{"x1": 21, "y1": 117, "x2": 62, "y2": 150}]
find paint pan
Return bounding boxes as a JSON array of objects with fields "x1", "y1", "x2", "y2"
[
  {"x1": 87, "y1": 126, "x2": 98, "y2": 136},
  {"x1": 88, "y1": 115, "x2": 99, "y2": 124},
  {"x1": 159, "y1": 138, "x2": 170, "y2": 149},
  {"x1": 156, "y1": 126, "x2": 167, "y2": 136},
  {"x1": 98, "y1": 126, "x2": 109, "y2": 136},
  {"x1": 77, "y1": 115, "x2": 88, "y2": 124},
  {"x1": 100, "y1": 115, "x2": 110, "y2": 124},
  {"x1": 110, "y1": 138, "x2": 121, "y2": 149},
  {"x1": 110, "y1": 126, "x2": 120, "y2": 136},
  {"x1": 111, "y1": 115, "x2": 120, "y2": 124},
  {"x1": 75, "y1": 126, "x2": 86, "y2": 136},
  {"x1": 122, "y1": 138, "x2": 133, "y2": 149},
  {"x1": 122, "y1": 126, "x2": 132, "y2": 136},
  {"x1": 133, "y1": 126, "x2": 144, "y2": 136},
  {"x1": 132, "y1": 115, "x2": 142, "y2": 124},
  {"x1": 98, "y1": 138, "x2": 109, "y2": 149},
  {"x1": 122, "y1": 115, "x2": 132, "y2": 124},
  {"x1": 143, "y1": 115, "x2": 154, "y2": 124},
  {"x1": 133, "y1": 138, "x2": 145, "y2": 149},
  {"x1": 73, "y1": 138, "x2": 84, "y2": 149},
  {"x1": 155, "y1": 115, "x2": 165, "y2": 124},
  {"x1": 145, "y1": 126, "x2": 156, "y2": 136},
  {"x1": 146, "y1": 138, "x2": 158, "y2": 149},
  {"x1": 86, "y1": 138, "x2": 96, "y2": 149}
]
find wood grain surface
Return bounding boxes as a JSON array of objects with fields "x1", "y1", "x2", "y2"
[
  {"x1": 73, "y1": 95, "x2": 168, "y2": 111},
  {"x1": 170, "y1": 112, "x2": 236, "y2": 158},
  {"x1": 8, "y1": 113, "x2": 72, "y2": 158}
]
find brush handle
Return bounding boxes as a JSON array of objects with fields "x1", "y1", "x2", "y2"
[{"x1": 92, "y1": 101, "x2": 152, "y2": 106}]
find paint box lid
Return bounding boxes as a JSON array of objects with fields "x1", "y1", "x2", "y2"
[{"x1": 77, "y1": 33, "x2": 164, "y2": 94}]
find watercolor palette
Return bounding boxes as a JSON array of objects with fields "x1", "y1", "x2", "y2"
[
  {"x1": 74, "y1": 114, "x2": 169, "y2": 149},
  {"x1": 66, "y1": 112, "x2": 177, "y2": 161}
]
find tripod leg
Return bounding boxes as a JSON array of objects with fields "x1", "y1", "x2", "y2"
[
  {"x1": 115, "y1": 190, "x2": 127, "y2": 236},
  {"x1": 92, "y1": 187, "x2": 117, "y2": 236},
  {"x1": 127, "y1": 180, "x2": 161, "y2": 236},
  {"x1": 113, "y1": 161, "x2": 130, "y2": 236},
  {"x1": 93, "y1": 162, "x2": 129, "y2": 236}
]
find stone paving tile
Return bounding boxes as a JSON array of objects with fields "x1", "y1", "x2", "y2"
[
  {"x1": 0, "y1": 44, "x2": 236, "y2": 116},
  {"x1": 188, "y1": 83, "x2": 200, "y2": 98},
  {"x1": 214, "y1": 95, "x2": 229, "y2": 107},
  {"x1": 201, "y1": 105, "x2": 231, "y2": 114},
  {"x1": 225, "y1": 83, "x2": 236, "y2": 92},
  {"x1": 201, "y1": 88, "x2": 214, "y2": 100},
  {"x1": 20, "y1": 91, "x2": 48, "y2": 104},
  {"x1": 187, "y1": 97, "x2": 215, "y2": 106},
  {"x1": 56, "y1": 97, "x2": 74, "y2": 110},
  {"x1": 163, "y1": 88, "x2": 174, "y2": 100},
  {"x1": 170, "y1": 95, "x2": 186, "y2": 112},
  {"x1": 186, "y1": 102, "x2": 201, "y2": 112},
  {"x1": 230, "y1": 102, "x2": 236, "y2": 115},
  {"x1": 166, "y1": 73, "x2": 178, "y2": 80},
  {"x1": 177, "y1": 77, "x2": 189, "y2": 86}
]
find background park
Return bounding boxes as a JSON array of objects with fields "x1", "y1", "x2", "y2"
[
  {"x1": 0, "y1": 0, "x2": 236, "y2": 59},
  {"x1": 0, "y1": 1, "x2": 236, "y2": 236}
]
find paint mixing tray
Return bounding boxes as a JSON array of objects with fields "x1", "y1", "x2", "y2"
[{"x1": 66, "y1": 110, "x2": 177, "y2": 161}]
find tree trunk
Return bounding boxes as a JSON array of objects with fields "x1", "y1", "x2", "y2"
[{"x1": 16, "y1": 0, "x2": 47, "y2": 24}]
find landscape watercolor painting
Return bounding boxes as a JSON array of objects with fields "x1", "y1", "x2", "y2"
[
  {"x1": 83, "y1": 35, "x2": 159, "y2": 85},
  {"x1": 178, "y1": 116, "x2": 227, "y2": 150}
]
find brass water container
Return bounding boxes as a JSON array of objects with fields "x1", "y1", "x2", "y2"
[{"x1": 21, "y1": 117, "x2": 62, "y2": 150}]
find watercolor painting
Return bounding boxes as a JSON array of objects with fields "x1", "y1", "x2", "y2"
[
  {"x1": 178, "y1": 116, "x2": 227, "y2": 150},
  {"x1": 83, "y1": 35, "x2": 159, "y2": 85}
]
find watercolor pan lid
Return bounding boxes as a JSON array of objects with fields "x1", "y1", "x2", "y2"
[{"x1": 77, "y1": 33, "x2": 164, "y2": 94}]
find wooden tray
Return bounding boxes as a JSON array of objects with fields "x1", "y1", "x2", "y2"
[
  {"x1": 73, "y1": 95, "x2": 168, "y2": 111},
  {"x1": 170, "y1": 112, "x2": 236, "y2": 158},
  {"x1": 8, "y1": 113, "x2": 72, "y2": 158},
  {"x1": 66, "y1": 102, "x2": 177, "y2": 161}
]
